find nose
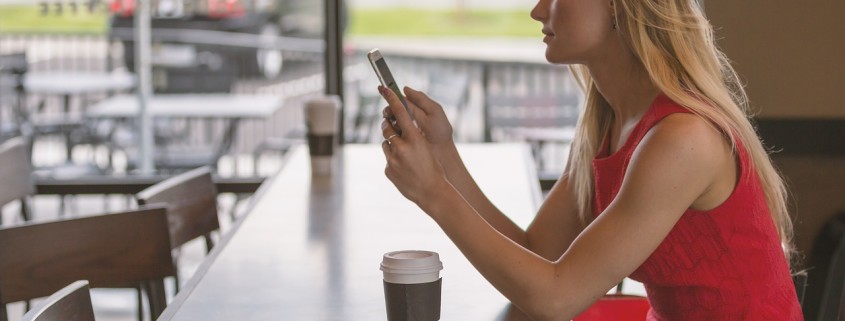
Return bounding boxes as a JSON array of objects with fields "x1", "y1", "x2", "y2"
[{"x1": 530, "y1": 0, "x2": 548, "y2": 22}]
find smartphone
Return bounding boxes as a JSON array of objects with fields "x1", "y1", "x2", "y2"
[{"x1": 367, "y1": 48, "x2": 415, "y2": 122}]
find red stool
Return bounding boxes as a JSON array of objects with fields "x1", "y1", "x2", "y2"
[{"x1": 573, "y1": 295, "x2": 650, "y2": 321}]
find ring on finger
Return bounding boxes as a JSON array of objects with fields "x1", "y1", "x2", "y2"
[{"x1": 385, "y1": 134, "x2": 399, "y2": 145}]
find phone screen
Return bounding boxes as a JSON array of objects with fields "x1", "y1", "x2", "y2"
[{"x1": 369, "y1": 50, "x2": 414, "y2": 122}]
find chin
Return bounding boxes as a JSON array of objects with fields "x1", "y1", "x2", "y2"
[
  {"x1": 544, "y1": 50, "x2": 571, "y2": 65},
  {"x1": 543, "y1": 44, "x2": 581, "y2": 65}
]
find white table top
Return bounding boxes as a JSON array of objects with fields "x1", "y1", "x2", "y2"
[
  {"x1": 158, "y1": 144, "x2": 543, "y2": 321},
  {"x1": 86, "y1": 94, "x2": 283, "y2": 119},
  {"x1": 24, "y1": 72, "x2": 136, "y2": 95}
]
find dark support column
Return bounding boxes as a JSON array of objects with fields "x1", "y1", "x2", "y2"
[
  {"x1": 324, "y1": 0, "x2": 345, "y2": 143},
  {"x1": 481, "y1": 63, "x2": 492, "y2": 142}
]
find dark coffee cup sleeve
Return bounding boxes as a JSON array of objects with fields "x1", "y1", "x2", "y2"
[
  {"x1": 383, "y1": 279, "x2": 442, "y2": 321},
  {"x1": 307, "y1": 134, "x2": 334, "y2": 156}
]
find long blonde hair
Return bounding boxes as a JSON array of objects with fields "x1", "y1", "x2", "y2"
[{"x1": 567, "y1": 0, "x2": 795, "y2": 264}]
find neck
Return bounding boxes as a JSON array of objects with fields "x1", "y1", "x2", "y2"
[{"x1": 586, "y1": 42, "x2": 659, "y2": 122}]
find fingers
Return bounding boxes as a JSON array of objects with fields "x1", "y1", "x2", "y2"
[
  {"x1": 381, "y1": 118, "x2": 405, "y2": 150},
  {"x1": 381, "y1": 136, "x2": 391, "y2": 156},
  {"x1": 381, "y1": 118, "x2": 406, "y2": 158},
  {"x1": 403, "y1": 86, "x2": 439, "y2": 115},
  {"x1": 379, "y1": 85, "x2": 416, "y2": 139},
  {"x1": 382, "y1": 106, "x2": 396, "y2": 124}
]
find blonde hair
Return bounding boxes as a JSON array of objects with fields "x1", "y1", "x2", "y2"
[{"x1": 567, "y1": 0, "x2": 795, "y2": 264}]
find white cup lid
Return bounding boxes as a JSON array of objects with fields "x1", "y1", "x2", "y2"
[
  {"x1": 380, "y1": 250, "x2": 443, "y2": 275},
  {"x1": 305, "y1": 96, "x2": 340, "y2": 135}
]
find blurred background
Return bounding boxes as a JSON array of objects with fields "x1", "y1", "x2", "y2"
[
  {"x1": 0, "y1": 0, "x2": 580, "y2": 319},
  {"x1": 1, "y1": 0, "x2": 844, "y2": 320},
  {"x1": 0, "y1": 0, "x2": 577, "y2": 178}
]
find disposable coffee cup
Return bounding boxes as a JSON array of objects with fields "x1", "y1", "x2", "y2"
[
  {"x1": 381, "y1": 250, "x2": 443, "y2": 321},
  {"x1": 304, "y1": 96, "x2": 340, "y2": 175}
]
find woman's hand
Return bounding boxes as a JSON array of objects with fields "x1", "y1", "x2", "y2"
[
  {"x1": 382, "y1": 87, "x2": 454, "y2": 149},
  {"x1": 379, "y1": 85, "x2": 450, "y2": 207}
]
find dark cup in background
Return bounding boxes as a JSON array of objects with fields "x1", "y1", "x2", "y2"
[
  {"x1": 304, "y1": 95, "x2": 340, "y2": 175},
  {"x1": 381, "y1": 250, "x2": 443, "y2": 321}
]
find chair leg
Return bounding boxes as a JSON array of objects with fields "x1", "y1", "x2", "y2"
[
  {"x1": 174, "y1": 274, "x2": 181, "y2": 294},
  {"x1": 19, "y1": 197, "x2": 32, "y2": 221},
  {"x1": 59, "y1": 195, "x2": 66, "y2": 217},
  {"x1": 137, "y1": 286, "x2": 144, "y2": 321},
  {"x1": 230, "y1": 193, "x2": 249, "y2": 222},
  {"x1": 204, "y1": 234, "x2": 215, "y2": 252},
  {"x1": 143, "y1": 279, "x2": 168, "y2": 320}
]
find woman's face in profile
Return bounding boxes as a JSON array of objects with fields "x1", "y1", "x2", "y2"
[{"x1": 530, "y1": 0, "x2": 615, "y2": 65}]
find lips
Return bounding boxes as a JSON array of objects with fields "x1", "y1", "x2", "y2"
[{"x1": 542, "y1": 28, "x2": 554, "y2": 37}]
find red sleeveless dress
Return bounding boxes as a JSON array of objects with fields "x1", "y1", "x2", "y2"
[{"x1": 591, "y1": 94, "x2": 803, "y2": 320}]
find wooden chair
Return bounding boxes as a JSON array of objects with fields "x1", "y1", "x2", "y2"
[
  {"x1": 0, "y1": 207, "x2": 176, "y2": 321},
  {"x1": 20, "y1": 281, "x2": 94, "y2": 321},
  {"x1": 804, "y1": 211, "x2": 845, "y2": 321},
  {"x1": 0, "y1": 137, "x2": 35, "y2": 225},
  {"x1": 135, "y1": 166, "x2": 221, "y2": 291}
]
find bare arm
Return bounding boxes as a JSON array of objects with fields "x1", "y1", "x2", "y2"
[
  {"x1": 393, "y1": 87, "x2": 584, "y2": 261},
  {"x1": 421, "y1": 115, "x2": 730, "y2": 320},
  {"x1": 380, "y1": 84, "x2": 731, "y2": 321},
  {"x1": 436, "y1": 141, "x2": 582, "y2": 261}
]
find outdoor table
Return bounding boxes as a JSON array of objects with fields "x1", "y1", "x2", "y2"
[
  {"x1": 24, "y1": 72, "x2": 136, "y2": 109},
  {"x1": 85, "y1": 94, "x2": 283, "y2": 170},
  {"x1": 23, "y1": 71, "x2": 136, "y2": 159},
  {"x1": 157, "y1": 143, "x2": 543, "y2": 321}
]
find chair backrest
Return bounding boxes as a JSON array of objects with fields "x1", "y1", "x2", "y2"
[
  {"x1": 484, "y1": 93, "x2": 581, "y2": 142},
  {"x1": 793, "y1": 271, "x2": 808, "y2": 308},
  {"x1": 0, "y1": 53, "x2": 26, "y2": 111},
  {"x1": 136, "y1": 166, "x2": 220, "y2": 251},
  {"x1": 21, "y1": 281, "x2": 94, "y2": 321},
  {"x1": 573, "y1": 294, "x2": 650, "y2": 321},
  {"x1": 0, "y1": 137, "x2": 35, "y2": 207},
  {"x1": 805, "y1": 211, "x2": 845, "y2": 321},
  {"x1": 0, "y1": 54, "x2": 27, "y2": 75},
  {"x1": 0, "y1": 207, "x2": 175, "y2": 320}
]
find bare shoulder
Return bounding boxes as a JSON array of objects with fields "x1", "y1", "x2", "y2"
[
  {"x1": 618, "y1": 113, "x2": 734, "y2": 211},
  {"x1": 638, "y1": 113, "x2": 732, "y2": 166}
]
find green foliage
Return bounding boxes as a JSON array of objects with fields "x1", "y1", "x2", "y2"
[
  {"x1": 350, "y1": 8, "x2": 538, "y2": 38},
  {"x1": 0, "y1": 5, "x2": 108, "y2": 34},
  {"x1": 0, "y1": 5, "x2": 537, "y2": 38}
]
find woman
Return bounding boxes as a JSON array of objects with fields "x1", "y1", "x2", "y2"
[{"x1": 377, "y1": 0, "x2": 803, "y2": 320}]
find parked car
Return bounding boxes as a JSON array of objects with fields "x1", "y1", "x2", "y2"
[{"x1": 108, "y1": 0, "x2": 344, "y2": 91}]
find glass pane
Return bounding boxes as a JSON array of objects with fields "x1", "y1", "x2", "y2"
[
  {"x1": 0, "y1": 0, "x2": 328, "y2": 177},
  {"x1": 341, "y1": 0, "x2": 582, "y2": 175}
]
